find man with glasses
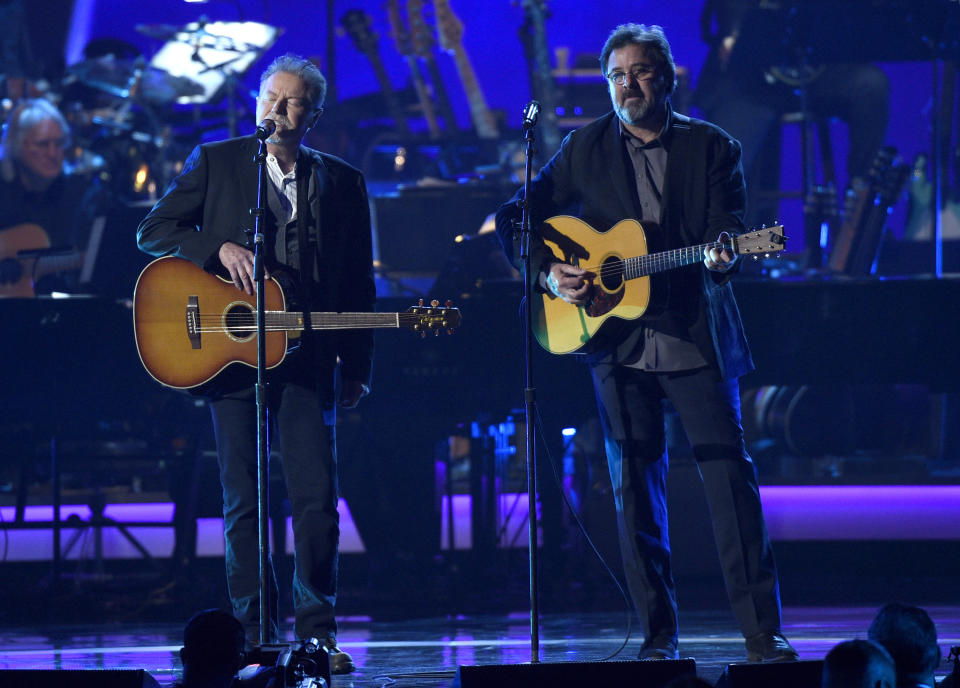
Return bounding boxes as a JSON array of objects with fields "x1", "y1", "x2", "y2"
[
  {"x1": 0, "y1": 98, "x2": 104, "y2": 294},
  {"x1": 138, "y1": 53, "x2": 374, "y2": 674},
  {"x1": 495, "y1": 24, "x2": 797, "y2": 663}
]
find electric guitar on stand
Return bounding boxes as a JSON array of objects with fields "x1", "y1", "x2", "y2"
[
  {"x1": 387, "y1": 0, "x2": 441, "y2": 138},
  {"x1": 519, "y1": 0, "x2": 562, "y2": 161},
  {"x1": 341, "y1": 9, "x2": 412, "y2": 137},
  {"x1": 407, "y1": 0, "x2": 459, "y2": 133},
  {"x1": 433, "y1": 0, "x2": 500, "y2": 140}
]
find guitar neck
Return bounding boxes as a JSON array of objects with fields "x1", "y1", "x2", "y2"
[
  {"x1": 264, "y1": 311, "x2": 407, "y2": 331},
  {"x1": 421, "y1": 56, "x2": 459, "y2": 132},
  {"x1": 365, "y1": 56, "x2": 412, "y2": 136},
  {"x1": 448, "y1": 46, "x2": 499, "y2": 139},
  {"x1": 35, "y1": 251, "x2": 85, "y2": 280},
  {"x1": 403, "y1": 55, "x2": 442, "y2": 137},
  {"x1": 624, "y1": 241, "x2": 732, "y2": 279}
]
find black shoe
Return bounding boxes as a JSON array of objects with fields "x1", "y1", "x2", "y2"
[
  {"x1": 324, "y1": 636, "x2": 356, "y2": 674},
  {"x1": 745, "y1": 631, "x2": 799, "y2": 663},
  {"x1": 638, "y1": 635, "x2": 679, "y2": 660}
]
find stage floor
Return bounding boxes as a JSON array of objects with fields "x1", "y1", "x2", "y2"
[{"x1": 1, "y1": 606, "x2": 958, "y2": 686}]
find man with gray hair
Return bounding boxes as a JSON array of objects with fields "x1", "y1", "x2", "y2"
[
  {"x1": 496, "y1": 23, "x2": 796, "y2": 663},
  {"x1": 138, "y1": 53, "x2": 375, "y2": 674},
  {"x1": 0, "y1": 98, "x2": 103, "y2": 294}
]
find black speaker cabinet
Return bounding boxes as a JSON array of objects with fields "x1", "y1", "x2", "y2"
[
  {"x1": 718, "y1": 660, "x2": 824, "y2": 688},
  {"x1": 456, "y1": 658, "x2": 696, "y2": 687},
  {"x1": 0, "y1": 669, "x2": 158, "y2": 687}
]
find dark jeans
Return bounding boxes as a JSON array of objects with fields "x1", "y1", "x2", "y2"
[
  {"x1": 590, "y1": 364, "x2": 782, "y2": 644},
  {"x1": 210, "y1": 380, "x2": 339, "y2": 643}
]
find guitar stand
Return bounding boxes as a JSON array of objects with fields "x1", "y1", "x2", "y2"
[{"x1": 61, "y1": 489, "x2": 157, "y2": 580}]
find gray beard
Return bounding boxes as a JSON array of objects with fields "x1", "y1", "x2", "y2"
[{"x1": 613, "y1": 94, "x2": 654, "y2": 126}]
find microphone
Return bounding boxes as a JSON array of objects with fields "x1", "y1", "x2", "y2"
[
  {"x1": 254, "y1": 118, "x2": 277, "y2": 141},
  {"x1": 521, "y1": 100, "x2": 540, "y2": 129}
]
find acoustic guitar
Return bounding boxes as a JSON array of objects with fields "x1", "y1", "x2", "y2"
[
  {"x1": 532, "y1": 216, "x2": 785, "y2": 354},
  {"x1": 133, "y1": 256, "x2": 461, "y2": 389},
  {"x1": 0, "y1": 223, "x2": 85, "y2": 298}
]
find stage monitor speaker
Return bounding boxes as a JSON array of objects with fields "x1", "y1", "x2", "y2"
[
  {"x1": 0, "y1": 669, "x2": 159, "y2": 687},
  {"x1": 718, "y1": 660, "x2": 823, "y2": 688},
  {"x1": 456, "y1": 658, "x2": 696, "y2": 687}
]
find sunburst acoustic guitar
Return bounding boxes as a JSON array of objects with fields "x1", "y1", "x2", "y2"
[
  {"x1": 0, "y1": 223, "x2": 85, "y2": 297},
  {"x1": 532, "y1": 216, "x2": 785, "y2": 355},
  {"x1": 133, "y1": 256, "x2": 461, "y2": 389}
]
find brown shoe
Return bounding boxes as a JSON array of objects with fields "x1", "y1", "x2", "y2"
[{"x1": 325, "y1": 636, "x2": 356, "y2": 674}]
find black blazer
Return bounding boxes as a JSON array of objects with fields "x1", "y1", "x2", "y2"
[
  {"x1": 495, "y1": 108, "x2": 754, "y2": 380},
  {"x1": 137, "y1": 136, "x2": 375, "y2": 392}
]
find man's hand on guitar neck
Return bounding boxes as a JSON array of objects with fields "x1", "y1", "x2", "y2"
[
  {"x1": 703, "y1": 232, "x2": 737, "y2": 273},
  {"x1": 219, "y1": 241, "x2": 269, "y2": 294},
  {"x1": 543, "y1": 261, "x2": 594, "y2": 306}
]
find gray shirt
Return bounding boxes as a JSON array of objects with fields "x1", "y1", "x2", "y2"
[{"x1": 604, "y1": 117, "x2": 706, "y2": 372}]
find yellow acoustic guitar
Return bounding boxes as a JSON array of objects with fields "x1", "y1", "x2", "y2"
[
  {"x1": 0, "y1": 223, "x2": 85, "y2": 297},
  {"x1": 532, "y1": 216, "x2": 785, "y2": 354},
  {"x1": 133, "y1": 256, "x2": 461, "y2": 390}
]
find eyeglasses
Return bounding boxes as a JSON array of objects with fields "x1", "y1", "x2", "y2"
[
  {"x1": 24, "y1": 136, "x2": 69, "y2": 151},
  {"x1": 606, "y1": 65, "x2": 656, "y2": 86}
]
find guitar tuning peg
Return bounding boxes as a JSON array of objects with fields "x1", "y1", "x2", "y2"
[
  {"x1": 445, "y1": 299, "x2": 452, "y2": 308},
  {"x1": 752, "y1": 255, "x2": 759, "y2": 261},
  {"x1": 420, "y1": 330, "x2": 427, "y2": 338},
  {"x1": 446, "y1": 328, "x2": 455, "y2": 336},
  {"x1": 417, "y1": 298, "x2": 425, "y2": 307},
  {"x1": 430, "y1": 299, "x2": 439, "y2": 308},
  {"x1": 434, "y1": 330, "x2": 440, "y2": 337}
]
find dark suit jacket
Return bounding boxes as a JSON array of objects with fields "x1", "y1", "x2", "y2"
[
  {"x1": 137, "y1": 136, "x2": 375, "y2": 395},
  {"x1": 494, "y1": 108, "x2": 754, "y2": 380}
]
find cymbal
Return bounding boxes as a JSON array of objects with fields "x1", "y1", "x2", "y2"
[{"x1": 68, "y1": 57, "x2": 204, "y2": 104}]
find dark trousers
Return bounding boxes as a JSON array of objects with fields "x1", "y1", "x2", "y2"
[
  {"x1": 210, "y1": 380, "x2": 339, "y2": 643},
  {"x1": 590, "y1": 364, "x2": 782, "y2": 644}
]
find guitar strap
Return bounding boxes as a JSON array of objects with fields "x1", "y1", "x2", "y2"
[{"x1": 295, "y1": 153, "x2": 315, "y2": 331}]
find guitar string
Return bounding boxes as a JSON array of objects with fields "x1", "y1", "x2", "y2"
[{"x1": 575, "y1": 240, "x2": 731, "y2": 278}]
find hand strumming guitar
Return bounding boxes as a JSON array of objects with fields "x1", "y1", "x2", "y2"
[
  {"x1": 219, "y1": 240, "x2": 269, "y2": 294},
  {"x1": 543, "y1": 261, "x2": 595, "y2": 306}
]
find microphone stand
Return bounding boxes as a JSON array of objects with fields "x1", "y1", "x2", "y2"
[
  {"x1": 250, "y1": 133, "x2": 272, "y2": 647},
  {"x1": 518, "y1": 102, "x2": 541, "y2": 663}
]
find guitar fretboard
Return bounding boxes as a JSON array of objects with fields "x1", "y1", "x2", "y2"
[{"x1": 623, "y1": 241, "x2": 732, "y2": 279}]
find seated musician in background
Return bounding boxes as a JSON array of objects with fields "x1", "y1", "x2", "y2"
[
  {"x1": 0, "y1": 98, "x2": 104, "y2": 295},
  {"x1": 137, "y1": 53, "x2": 373, "y2": 675},
  {"x1": 495, "y1": 23, "x2": 797, "y2": 663},
  {"x1": 694, "y1": 0, "x2": 890, "y2": 231}
]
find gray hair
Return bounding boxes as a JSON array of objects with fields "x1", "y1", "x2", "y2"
[
  {"x1": 1, "y1": 98, "x2": 70, "y2": 182},
  {"x1": 600, "y1": 23, "x2": 677, "y2": 95},
  {"x1": 259, "y1": 53, "x2": 327, "y2": 110}
]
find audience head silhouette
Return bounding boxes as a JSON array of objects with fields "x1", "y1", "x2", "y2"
[
  {"x1": 179, "y1": 608, "x2": 247, "y2": 688},
  {"x1": 868, "y1": 602, "x2": 941, "y2": 688},
  {"x1": 823, "y1": 639, "x2": 896, "y2": 688}
]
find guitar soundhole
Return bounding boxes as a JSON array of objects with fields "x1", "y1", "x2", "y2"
[
  {"x1": 224, "y1": 303, "x2": 255, "y2": 342},
  {"x1": 598, "y1": 256, "x2": 623, "y2": 292}
]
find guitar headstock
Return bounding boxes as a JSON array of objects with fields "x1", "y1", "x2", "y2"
[
  {"x1": 733, "y1": 225, "x2": 787, "y2": 258},
  {"x1": 340, "y1": 9, "x2": 379, "y2": 58},
  {"x1": 386, "y1": 0, "x2": 414, "y2": 57},
  {"x1": 407, "y1": 0, "x2": 435, "y2": 58},
  {"x1": 432, "y1": 0, "x2": 463, "y2": 52},
  {"x1": 401, "y1": 299, "x2": 462, "y2": 337}
]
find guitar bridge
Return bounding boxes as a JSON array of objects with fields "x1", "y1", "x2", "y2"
[{"x1": 186, "y1": 295, "x2": 201, "y2": 349}]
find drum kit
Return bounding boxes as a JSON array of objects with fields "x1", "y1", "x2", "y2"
[{"x1": 56, "y1": 19, "x2": 278, "y2": 202}]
